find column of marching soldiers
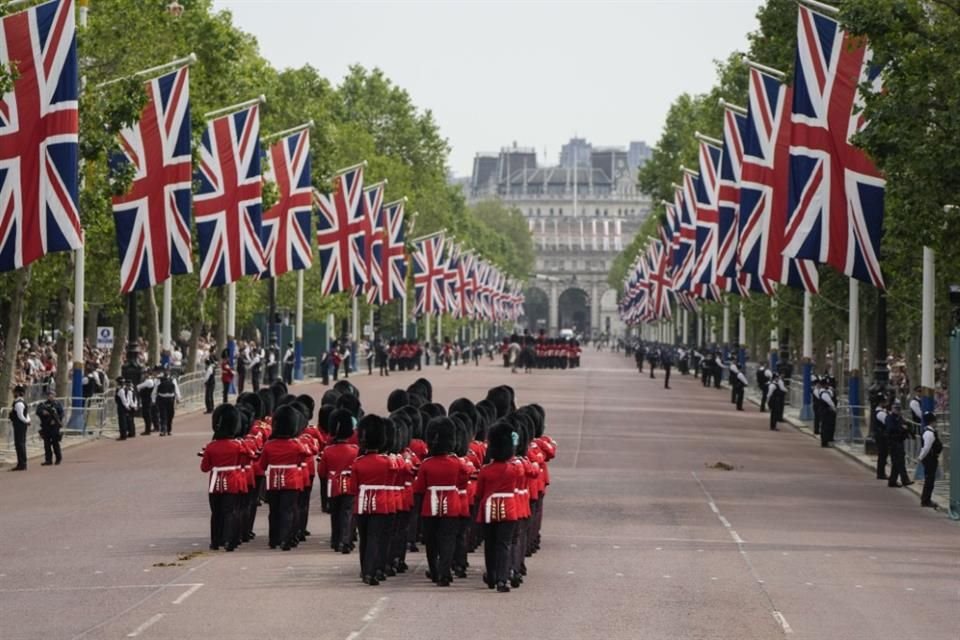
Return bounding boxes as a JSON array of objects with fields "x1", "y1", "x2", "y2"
[
  {"x1": 198, "y1": 377, "x2": 557, "y2": 592},
  {"x1": 629, "y1": 339, "x2": 945, "y2": 507}
]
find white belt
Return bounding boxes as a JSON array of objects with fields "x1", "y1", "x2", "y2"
[
  {"x1": 266, "y1": 464, "x2": 299, "y2": 490},
  {"x1": 484, "y1": 492, "x2": 515, "y2": 523},
  {"x1": 358, "y1": 484, "x2": 393, "y2": 513},
  {"x1": 327, "y1": 469, "x2": 351, "y2": 496},
  {"x1": 209, "y1": 465, "x2": 240, "y2": 493},
  {"x1": 427, "y1": 485, "x2": 457, "y2": 516}
]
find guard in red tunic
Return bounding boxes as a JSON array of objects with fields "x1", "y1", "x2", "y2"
[
  {"x1": 413, "y1": 416, "x2": 468, "y2": 586},
  {"x1": 200, "y1": 404, "x2": 254, "y2": 551},
  {"x1": 318, "y1": 408, "x2": 359, "y2": 553},
  {"x1": 255, "y1": 405, "x2": 309, "y2": 551},
  {"x1": 476, "y1": 421, "x2": 525, "y2": 592},
  {"x1": 350, "y1": 415, "x2": 397, "y2": 586}
]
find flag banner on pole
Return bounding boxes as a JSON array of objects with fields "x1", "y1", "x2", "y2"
[
  {"x1": 672, "y1": 185, "x2": 696, "y2": 291},
  {"x1": 717, "y1": 104, "x2": 750, "y2": 296},
  {"x1": 195, "y1": 103, "x2": 264, "y2": 288},
  {"x1": 783, "y1": 4, "x2": 885, "y2": 289},
  {"x1": 458, "y1": 251, "x2": 474, "y2": 319},
  {"x1": 112, "y1": 65, "x2": 192, "y2": 293},
  {"x1": 261, "y1": 128, "x2": 312, "y2": 278},
  {"x1": 359, "y1": 181, "x2": 385, "y2": 297},
  {"x1": 738, "y1": 65, "x2": 818, "y2": 293},
  {"x1": 0, "y1": 0, "x2": 81, "y2": 273},
  {"x1": 412, "y1": 232, "x2": 446, "y2": 316},
  {"x1": 649, "y1": 240, "x2": 672, "y2": 320},
  {"x1": 314, "y1": 163, "x2": 366, "y2": 295},
  {"x1": 381, "y1": 199, "x2": 407, "y2": 304},
  {"x1": 444, "y1": 242, "x2": 462, "y2": 318},
  {"x1": 692, "y1": 140, "x2": 723, "y2": 288}
]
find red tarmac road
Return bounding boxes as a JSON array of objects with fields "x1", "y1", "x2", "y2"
[{"x1": 0, "y1": 351, "x2": 957, "y2": 640}]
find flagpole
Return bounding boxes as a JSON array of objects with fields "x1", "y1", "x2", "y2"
[
  {"x1": 921, "y1": 247, "x2": 936, "y2": 414},
  {"x1": 262, "y1": 119, "x2": 315, "y2": 143},
  {"x1": 351, "y1": 296, "x2": 359, "y2": 373},
  {"x1": 848, "y1": 279, "x2": 860, "y2": 432},
  {"x1": 800, "y1": 291, "x2": 814, "y2": 421},
  {"x1": 227, "y1": 282, "x2": 236, "y2": 396},
  {"x1": 71, "y1": 237, "x2": 85, "y2": 406},
  {"x1": 204, "y1": 94, "x2": 266, "y2": 119},
  {"x1": 94, "y1": 53, "x2": 197, "y2": 90},
  {"x1": 401, "y1": 293, "x2": 408, "y2": 339},
  {"x1": 294, "y1": 269, "x2": 304, "y2": 380},
  {"x1": 161, "y1": 278, "x2": 172, "y2": 365},
  {"x1": 770, "y1": 297, "x2": 779, "y2": 371},
  {"x1": 738, "y1": 300, "x2": 747, "y2": 369}
]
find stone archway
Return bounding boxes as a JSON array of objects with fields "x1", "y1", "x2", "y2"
[
  {"x1": 523, "y1": 287, "x2": 549, "y2": 332},
  {"x1": 558, "y1": 287, "x2": 590, "y2": 335}
]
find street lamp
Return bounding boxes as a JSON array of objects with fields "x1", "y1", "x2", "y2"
[{"x1": 948, "y1": 284, "x2": 960, "y2": 519}]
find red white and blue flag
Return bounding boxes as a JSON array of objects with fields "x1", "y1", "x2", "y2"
[
  {"x1": 0, "y1": 0, "x2": 81, "y2": 272},
  {"x1": 380, "y1": 199, "x2": 407, "y2": 304},
  {"x1": 112, "y1": 66, "x2": 192, "y2": 293},
  {"x1": 359, "y1": 181, "x2": 385, "y2": 297},
  {"x1": 784, "y1": 4, "x2": 885, "y2": 288},
  {"x1": 412, "y1": 233, "x2": 446, "y2": 316},
  {"x1": 444, "y1": 242, "x2": 462, "y2": 318},
  {"x1": 738, "y1": 66, "x2": 818, "y2": 293},
  {"x1": 261, "y1": 129, "x2": 312, "y2": 278},
  {"x1": 692, "y1": 140, "x2": 723, "y2": 288},
  {"x1": 194, "y1": 104, "x2": 264, "y2": 288},
  {"x1": 458, "y1": 251, "x2": 474, "y2": 319},
  {"x1": 314, "y1": 164, "x2": 366, "y2": 295},
  {"x1": 672, "y1": 183, "x2": 697, "y2": 291},
  {"x1": 717, "y1": 104, "x2": 747, "y2": 295}
]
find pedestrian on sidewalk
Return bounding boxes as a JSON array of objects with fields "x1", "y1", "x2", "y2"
[
  {"x1": 9, "y1": 385, "x2": 30, "y2": 471},
  {"x1": 872, "y1": 396, "x2": 890, "y2": 480},
  {"x1": 885, "y1": 401, "x2": 913, "y2": 488},
  {"x1": 203, "y1": 356, "x2": 216, "y2": 414},
  {"x1": 37, "y1": 391, "x2": 64, "y2": 466},
  {"x1": 662, "y1": 348, "x2": 673, "y2": 389},
  {"x1": 767, "y1": 373, "x2": 786, "y2": 431},
  {"x1": 818, "y1": 380, "x2": 837, "y2": 447},
  {"x1": 917, "y1": 411, "x2": 942, "y2": 508},
  {"x1": 731, "y1": 364, "x2": 748, "y2": 411}
]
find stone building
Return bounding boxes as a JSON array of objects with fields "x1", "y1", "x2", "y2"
[{"x1": 468, "y1": 139, "x2": 651, "y2": 338}]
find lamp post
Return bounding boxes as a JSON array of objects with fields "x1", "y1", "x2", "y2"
[{"x1": 948, "y1": 285, "x2": 960, "y2": 520}]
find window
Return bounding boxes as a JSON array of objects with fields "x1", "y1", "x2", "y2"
[
  {"x1": 559, "y1": 207, "x2": 563, "y2": 216},
  {"x1": 549, "y1": 208, "x2": 554, "y2": 216},
  {"x1": 595, "y1": 208, "x2": 600, "y2": 216},
  {"x1": 536, "y1": 208, "x2": 541, "y2": 216},
  {"x1": 604, "y1": 209, "x2": 609, "y2": 217}
]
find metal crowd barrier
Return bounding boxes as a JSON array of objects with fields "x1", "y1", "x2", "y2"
[{"x1": 301, "y1": 357, "x2": 317, "y2": 379}]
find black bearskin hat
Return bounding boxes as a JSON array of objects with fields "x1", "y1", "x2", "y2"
[
  {"x1": 487, "y1": 421, "x2": 515, "y2": 462},
  {"x1": 336, "y1": 393, "x2": 363, "y2": 419},
  {"x1": 448, "y1": 397, "x2": 475, "y2": 419},
  {"x1": 395, "y1": 416, "x2": 410, "y2": 451},
  {"x1": 317, "y1": 404, "x2": 337, "y2": 437},
  {"x1": 270, "y1": 380, "x2": 288, "y2": 407},
  {"x1": 333, "y1": 379, "x2": 359, "y2": 399},
  {"x1": 357, "y1": 414, "x2": 386, "y2": 452},
  {"x1": 236, "y1": 391, "x2": 262, "y2": 418},
  {"x1": 450, "y1": 415, "x2": 469, "y2": 457},
  {"x1": 476, "y1": 399, "x2": 497, "y2": 429},
  {"x1": 321, "y1": 389, "x2": 341, "y2": 407},
  {"x1": 426, "y1": 416, "x2": 455, "y2": 456},
  {"x1": 387, "y1": 389, "x2": 410, "y2": 412},
  {"x1": 401, "y1": 405, "x2": 423, "y2": 440},
  {"x1": 329, "y1": 408, "x2": 355, "y2": 441},
  {"x1": 423, "y1": 402, "x2": 447, "y2": 419},
  {"x1": 528, "y1": 403, "x2": 546, "y2": 436},
  {"x1": 485, "y1": 386, "x2": 513, "y2": 419},
  {"x1": 236, "y1": 404, "x2": 254, "y2": 437},
  {"x1": 408, "y1": 392, "x2": 427, "y2": 408},
  {"x1": 296, "y1": 394, "x2": 316, "y2": 421},
  {"x1": 212, "y1": 404, "x2": 241, "y2": 439},
  {"x1": 414, "y1": 377, "x2": 433, "y2": 402},
  {"x1": 271, "y1": 404, "x2": 302, "y2": 439},
  {"x1": 256, "y1": 388, "x2": 274, "y2": 419},
  {"x1": 383, "y1": 418, "x2": 398, "y2": 454}
]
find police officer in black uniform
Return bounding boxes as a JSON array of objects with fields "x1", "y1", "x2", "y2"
[
  {"x1": 156, "y1": 370, "x2": 180, "y2": 436},
  {"x1": 203, "y1": 355, "x2": 216, "y2": 414},
  {"x1": 885, "y1": 401, "x2": 913, "y2": 488},
  {"x1": 9, "y1": 385, "x2": 30, "y2": 471},
  {"x1": 37, "y1": 390, "x2": 64, "y2": 465}
]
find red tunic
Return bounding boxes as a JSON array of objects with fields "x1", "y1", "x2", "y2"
[
  {"x1": 413, "y1": 454, "x2": 469, "y2": 518},
  {"x1": 408, "y1": 438, "x2": 429, "y2": 460},
  {"x1": 255, "y1": 438, "x2": 308, "y2": 491},
  {"x1": 201, "y1": 439, "x2": 251, "y2": 494},
  {"x1": 317, "y1": 442, "x2": 359, "y2": 497},
  {"x1": 475, "y1": 459, "x2": 525, "y2": 523},
  {"x1": 535, "y1": 435, "x2": 557, "y2": 492},
  {"x1": 349, "y1": 453, "x2": 398, "y2": 514},
  {"x1": 397, "y1": 450, "x2": 420, "y2": 512}
]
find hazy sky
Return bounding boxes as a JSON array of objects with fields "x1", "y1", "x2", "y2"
[{"x1": 213, "y1": 0, "x2": 765, "y2": 177}]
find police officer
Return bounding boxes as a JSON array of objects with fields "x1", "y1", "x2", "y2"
[
  {"x1": 872, "y1": 397, "x2": 890, "y2": 480},
  {"x1": 156, "y1": 370, "x2": 181, "y2": 436},
  {"x1": 648, "y1": 346, "x2": 659, "y2": 379},
  {"x1": 885, "y1": 401, "x2": 913, "y2": 488},
  {"x1": 137, "y1": 368, "x2": 158, "y2": 435},
  {"x1": 114, "y1": 377, "x2": 129, "y2": 438},
  {"x1": 282, "y1": 342, "x2": 295, "y2": 385},
  {"x1": 818, "y1": 380, "x2": 836, "y2": 447},
  {"x1": 757, "y1": 366, "x2": 772, "y2": 412},
  {"x1": 236, "y1": 343, "x2": 248, "y2": 394},
  {"x1": 37, "y1": 390, "x2": 64, "y2": 465},
  {"x1": 203, "y1": 355, "x2": 216, "y2": 414},
  {"x1": 917, "y1": 411, "x2": 942, "y2": 508},
  {"x1": 265, "y1": 342, "x2": 280, "y2": 383},
  {"x1": 662, "y1": 346, "x2": 673, "y2": 389},
  {"x1": 635, "y1": 341, "x2": 646, "y2": 374},
  {"x1": 731, "y1": 364, "x2": 748, "y2": 411},
  {"x1": 249, "y1": 343, "x2": 263, "y2": 392},
  {"x1": 768, "y1": 373, "x2": 786, "y2": 431},
  {"x1": 9, "y1": 385, "x2": 30, "y2": 471},
  {"x1": 811, "y1": 376, "x2": 823, "y2": 435}
]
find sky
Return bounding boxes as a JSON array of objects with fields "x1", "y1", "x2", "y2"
[{"x1": 213, "y1": 0, "x2": 766, "y2": 177}]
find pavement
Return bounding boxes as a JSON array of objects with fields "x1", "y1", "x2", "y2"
[{"x1": 0, "y1": 351, "x2": 957, "y2": 640}]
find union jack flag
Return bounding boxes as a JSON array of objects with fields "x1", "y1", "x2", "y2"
[
  {"x1": 459, "y1": 251, "x2": 475, "y2": 319},
  {"x1": 261, "y1": 129, "x2": 312, "y2": 278},
  {"x1": 738, "y1": 66, "x2": 818, "y2": 293},
  {"x1": 314, "y1": 164, "x2": 366, "y2": 295},
  {"x1": 649, "y1": 240, "x2": 673, "y2": 320},
  {"x1": 784, "y1": 5, "x2": 885, "y2": 288},
  {"x1": 444, "y1": 242, "x2": 461, "y2": 317},
  {"x1": 692, "y1": 140, "x2": 723, "y2": 288},
  {"x1": 717, "y1": 106, "x2": 747, "y2": 296},
  {"x1": 412, "y1": 233, "x2": 446, "y2": 316},
  {"x1": 0, "y1": 0, "x2": 81, "y2": 273},
  {"x1": 673, "y1": 183, "x2": 697, "y2": 291},
  {"x1": 112, "y1": 66, "x2": 192, "y2": 293},
  {"x1": 380, "y1": 199, "x2": 407, "y2": 304},
  {"x1": 194, "y1": 104, "x2": 264, "y2": 288},
  {"x1": 359, "y1": 181, "x2": 385, "y2": 297}
]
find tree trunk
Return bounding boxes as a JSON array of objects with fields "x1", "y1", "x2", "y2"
[
  {"x1": 54, "y1": 268, "x2": 72, "y2": 397},
  {"x1": 0, "y1": 266, "x2": 32, "y2": 408},
  {"x1": 109, "y1": 307, "x2": 128, "y2": 380},
  {"x1": 85, "y1": 302, "x2": 100, "y2": 348},
  {"x1": 187, "y1": 287, "x2": 206, "y2": 374},
  {"x1": 145, "y1": 285, "x2": 160, "y2": 365}
]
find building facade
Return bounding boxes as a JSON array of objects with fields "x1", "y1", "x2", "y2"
[{"x1": 468, "y1": 139, "x2": 651, "y2": 338}]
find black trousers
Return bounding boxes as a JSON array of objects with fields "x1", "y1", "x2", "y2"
[
  {"x1": 13, "y1": 422, "x2": 28, "y2": 468},
  {"x1": 298, "y1": 484, "x2": 312, "y2": 537},
  {"x1": 921, "y1": 457, "x2": 938, "y2": 504},
  {"x1": 664, "y1": 366, "x2": 671, "y2": 388},
  {"x1": 769, "y1": 396, "x2": 784, "y2": 429},
  {"x1": 357, "y1": 514, "x2": 390, "y2": 578},
  {"x1": 221, "y1": 381, "x2": 230, "y2": 405},
  {"x1": 126, "y1": 410, "x2": 137, "y2": 438},
  {"x1": 422, "y1": 516, "x2": 459, "y2": 581},
  {"x1": 209, "y1": 493, "x2": 241, "y2": 548},
  {"x1": 157, "y1": 397, "x2": 175, "y2": 435},
  {"x1": 820, "y1": 412, "x2": 836, "y2": 447},
  {"x1": 237, "y1": 369, "x2": 245, "y2": 394},
  {"x1": 875, "y1": 434, "x2": 889, "y2": 479},
  {"x1": 267, "y1": 489, "x2": 300, "y2": 548},
  {"x1": 251, "y1": 369, "x2": 261, "y2": 392},
  {"x1": 283, "y1": 363, "x2": 293, "y2": 385},
  {"x1": 483, "y1": 521, "x2": 516, "y2": 585},
  {"x1": 759, "y1": 386, "x2": 769, "y2": 411},
  {"x1": 888, "y1": 444, "x2": 909, "y2": 486},
  {"x1": 813, "y1": 405, "x2": 821, "y2": 435},
  {"x1": 42, "y1": 428, "x2": 61, "y2": 463},
  {"x1": 733, "y1": 385, "x2": 745, "y2": 410},
  {"x1": 140, "y1": 400, "x2": 154, "y2": 433},
  {"x1": 204, "y1": 379, "x2": 215, "y2": 412}
]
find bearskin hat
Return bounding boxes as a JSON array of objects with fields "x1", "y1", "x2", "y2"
[
  {"x1": 316, "y1": 404, "x2": 336, "y2": 437},
  {"x1": 212, "y1": 404, "x2": 241, "y2": 439},
  {"x1": 414, "y1": 377, "x2": 433, "y2": 402},
  {"x1": 486, "y1": 421, "x2": 516, "y2": 462},
  {"x1": 271, "y1": 404, "x2": 302, "y2": 439},
  {"x1": 383, "y1": 418, "x2": 398, "y2": 454},
  {"x1": 423, "y1": 402, "x2": 447, "y2": 419},
  {"x1": 401, "y1": 405, "x2": 423, "y2": 440},
  {"x1": 329, "y1": 408, "x2": 355, "y2": 441},
  {"x1": 296, "y1": 394, "x2": 316, "y2": 421},
  {"x1": 394, "y1": 416, "x2": 410, "y2": 451},
  {"x1": 334, "y1": 379, "x2": 359, "y2": 399},
  {"x1": 336, "y1": 393, "x2": 363, "y2": 419},
  {"x1": 408, "y1": 392, "x2": 427, "y2": 408},
  {"x1": 236, "y1": 392, "x2": 262, "y2": 418},
  {"x1": 450, "y1": 415, "x2": 470, "y2": 457},
  {"x1": 270, "y1": 380, "x2": 288, "y2": 407},
  {"x1": 476, "y1": 399, "x2": 497, "y2": 428},
  {"x1": 321, "y1": 389, "x2": 341, "y2": 407},
  {"x1": 256, "y1": 388, "x2": 274, "y2": 419},
  {"x1": 387, "y1": 389, "x2": 410, "y2": 412},
  {"x1": 426, "y1": 416, "x2": 455, "y2": 456},
  {"x1": 448, "y1": 397, "x2": 475, "y2": 419},
  {"x1": 357, "y1": 414, "x2": 386, "y2": 452},
  {"x1": 485, "y1": 386, "x2": 514, "y2": 419},
  {"x1": 236, "y1": 404, "x2": 254, "y2": 437}
]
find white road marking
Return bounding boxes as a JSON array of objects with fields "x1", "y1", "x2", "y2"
[
  {"x1": 94, "y1": 571, "x2": 103, "y2": 575},
  {"x1": 148, "y1": 544, "x2": 156, "y2": 548},
  {"x1": 615, "y1": 572, "x2": 624, "y2": 577},
  {"x1": 567, "y1": 570, "x2": 575, "y2": 575},
  {"x1": 143, "y1": 569, "x2": 150, "y2": 573},
  {"x1": 107, "y1": 545, "x2": 114, "y2": 549},
  {"x1": 191, "y1": 543, "x2": 199, "y2": 547},
  {"x1": 730, "y1": 531, "x2": 744, "y2": 544},
  {"x1": 570, "y1": 543, "x2": 578, "y2": 548},
  {"x1": 906, "y1": 587, "x2": 915, "y2": 592},
  {"x1": 805, "y1": 582, "x2": 814, "y2": 586},
  {"x1": 869, "y1": 556, "x2": 877, "y2": 560},
  {"x1": 772, "y1": 611, "x2": 793, "y2": 634},
  {"x1": 855, "y1": 585, "x2": 863, "y2": 589},
  {"x1": 0, "y1": 583, "x2": 203, "y2": 594},
  {"x1": 711, "y1": 577, "x2": 718, "y2": 581},
  {"x1": 697, "y1": 549, "x2": 704, "y2": 553},
  {"x1": 662, "y1": 574, "x2": 671, "y2": 579},
  {"x1": 718, "y1": 515, "x2": 732, "y2": 528},
  {"x1": 127, "y1": 613, "x2": 163, "y2": 637},
  {"x1": 45, "y1": 572, "x2": 54, "y2": 576},
  {"x1": 612, "y1": 545, "x2": 621, "y2": 549},
  {"x1": 708, "y1": 501, "x2": 719, "y2": 514},
  {"x1": 171, "y1": 583, "x2": 203, "y2": 605},
  {"x1": 655, "y1": 547, "x2": 663, "y2": 551},
  {"x1": 345, "y1": 596, "x2": 389, "y2": 640}
]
